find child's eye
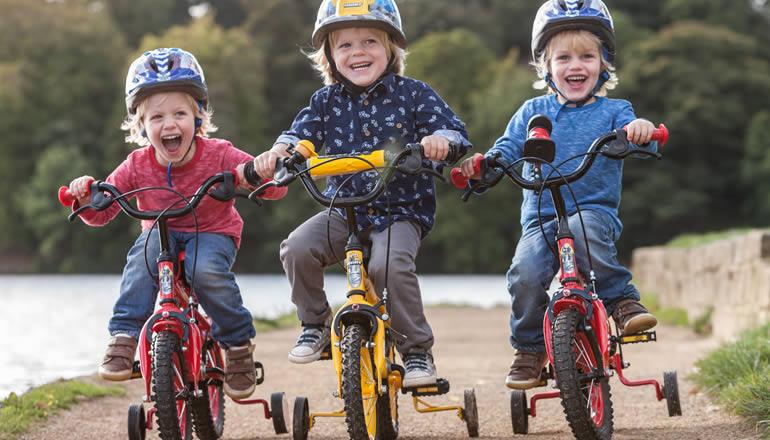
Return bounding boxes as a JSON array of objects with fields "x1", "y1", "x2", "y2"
[
  {"x1": 150, "y1": 114, "x2": 162, "y2": 120},
  {"x1": 176, "y1": 111, "x2": 188, "y2": 117},
  {"x1": 365, "y1": 39, "x2": 377, "y2": 44},
  {"x1": 338, "y1": 42, "x2": 351, "y2": 49}
]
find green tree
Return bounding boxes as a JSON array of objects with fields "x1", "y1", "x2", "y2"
[
  {"x1": 406, "y1": 29, "x2": 494, "y2": 116},
  {"x1": 105, "y1": 0, "x2": 193, "y2": 47},
  {"x1": 617, "y1": 21, "x2": 770, "y2": 251},
  {"x1": 739, "y1": 111, "x2": 770, "y2": 224}
]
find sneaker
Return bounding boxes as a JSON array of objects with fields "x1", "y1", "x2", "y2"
[
  {"x1": 288, "y1": 322, "x2": 331, "y2": 364},
  {"x1": 402, "y1": 352, "x2": 437, "y2": 388},
  {"x1": 224, "y1": 343, "x2": 257, "y2": 399},
  {"x1": 98, "y1": 335, "x2": 137, "y2": 381},
  {"x1": 612, "y1": 298, "x2": 658, "y2": 335},
  {"x1": 505, "y1": 350, "x2": 547, "y2": 390}
]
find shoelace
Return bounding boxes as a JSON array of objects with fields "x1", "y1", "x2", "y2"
[
  {"x1": 296, "y1": 324, "x2": 326, "y2": 346},
  {"x1": 404, "y1": 354, "x2": 432, "y2": 373}
]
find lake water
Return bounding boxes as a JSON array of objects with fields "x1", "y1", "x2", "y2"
[{"x1": 0, "y1": 274, "x2": 507, "y2": 399}]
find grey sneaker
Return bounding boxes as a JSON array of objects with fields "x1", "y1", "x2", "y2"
[
  {"x1": 402, "y1": 352, "x2": 437, "y2": 388},
  {"x1": 288, "y1": 322, "x2": 331, "y2": 364}
]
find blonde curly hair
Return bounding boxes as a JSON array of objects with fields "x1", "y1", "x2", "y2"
[
  {"x1": 121, "y1": 92, "x2": 217, "y2": 146},
  {"x1": 307, "y1": 28, "x2": 406, "y2": 86},
  {"x1": 531, "y1": 29, "x2": 618, "y2": 96}
]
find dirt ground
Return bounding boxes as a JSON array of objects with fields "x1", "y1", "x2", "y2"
[{"x1": 22, "y1": 306, "x2": 763, "y2": 440}]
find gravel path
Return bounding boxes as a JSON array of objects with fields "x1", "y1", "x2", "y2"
[{"x1": 23, "y1": 306, "x2": 762, "y2": 440}]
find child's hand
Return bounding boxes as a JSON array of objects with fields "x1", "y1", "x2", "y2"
[
  {"x1": 460, "y1": 153, "x2": 484, "y2": 179},
  {"x1": 625, "y1": 118, "x2": 655, "y2": 145},
  {"x1": 421, "y1": 135, "x2": 449, "y2": 161},
  {"x1": 68, "y1": 175, "x2": 94, "y2": 206},
  {"x1": 253, "y1": 144, "x2": 290, "y2": 179},
  {"x1": 234, "y1": 163, "x2": 252, "y2": 190}
]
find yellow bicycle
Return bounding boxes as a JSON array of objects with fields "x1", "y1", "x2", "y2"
[{"x1": 248, "y1": 140, "x2": 480, "y2": 440}]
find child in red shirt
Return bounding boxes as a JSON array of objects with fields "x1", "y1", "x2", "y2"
[{"x1": 67, "y1": 48, "x2": 283, "y2": 398}]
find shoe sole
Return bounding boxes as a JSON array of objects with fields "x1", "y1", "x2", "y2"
[
  {"x1": 402, "y1": 375, "x2": 438, "y2": 388},
  {"x1": 224, "y1": 383, "x2": 256, "y2": 400},
  {"x1": 505, "y1": 377, "x2": 543, "y2": 390},
  {"x1": 622, "y1": 313, "x2": 658, "y2": 335},
  {"x1": 288, "y1": 351, "x2": 324, "y2": 364},
  {"x1": 98, "y1": 367, "x2": 132, "y2": 381}
]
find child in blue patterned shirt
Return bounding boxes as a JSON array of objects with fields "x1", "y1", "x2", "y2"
[
  {"x1": 459, "y1": 0, "x2": 658, "y2": 390},
  {"x1": 253, "y1": 0, "x2": 470, "y2": 387}
]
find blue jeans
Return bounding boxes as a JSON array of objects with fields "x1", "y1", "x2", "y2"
[
  {"x1": 108, "y1": 230, "x2": 255, "y2": 348},
  {"x1": 506, "y1": 209, "x2": 639, "y2": 352}
]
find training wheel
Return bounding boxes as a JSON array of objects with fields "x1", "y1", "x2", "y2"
[
  {"x1": 663, "y1": 370, "x2": 682, "y2": 417},
  {"x1": 127, "y1": 403, "x2": 146, "y2": 440},
  {"x1": 510, "y1": 390, "x2": 529, "y2": 434},
  {"x1": 463, "y1": 389, "x2": 479, "y2": 437},
  {"x1": 292, "y1": 396, "x2": 310, "y2": 440},
  {"x1": 270, "y1": 391, "x2": 290, "y2": 434}
]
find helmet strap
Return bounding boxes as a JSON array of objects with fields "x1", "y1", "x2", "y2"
[
  {"x1": 545, "y1": 69, "x2": 609, "y2": 108},
  {"x1": 165, "y1": 137, "x2": 195, "y2": 187}
]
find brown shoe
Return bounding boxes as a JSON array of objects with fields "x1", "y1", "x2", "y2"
[
  {"x1": 98, "y1": 336, "x2": 137, "y2": 381},
  {"x1": 224, "y1": 344, "x2": 257, "y2": 399},
  {"x1": 612, "y1": 298, "x2": 658, "y2": 335},
  {"x1": 505, "y1": 350, "x2": 548, "y2": 390}
]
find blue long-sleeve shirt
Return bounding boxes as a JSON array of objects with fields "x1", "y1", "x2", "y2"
[
  {"x1": 278, "y1": 73, "x2": 470, "y2": 235},
  {"x1": 488, "y1": 94, "x2": 655, "y2": 233}
]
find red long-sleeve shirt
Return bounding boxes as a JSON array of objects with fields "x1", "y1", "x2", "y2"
[{"x1": 78, "y1": 136, "x2": 278, "y2": 248}]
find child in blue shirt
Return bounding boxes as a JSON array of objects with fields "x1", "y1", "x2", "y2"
[
  {"x1": 253, "y1": 0, "x2": 470, "y2": 388},
  {"x1": 459, "y1": 0, "x2": 657, "y2": 390}
]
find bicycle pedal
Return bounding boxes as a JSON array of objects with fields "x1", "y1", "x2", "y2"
[
  {"x1": 319, "y1": 343, "x2": 333, "y2": 360},
  {"x1": 619, "y1": 331, "x2": 657, "y2": 345},
  {"x1": 402, "y1": 378, "x2": 450, "y2": 396},
  {"x1": 130, "y1": 360, "x2": 142, "y2": 380},
  {"x1": 254, "y1": 361, "x2": 265, "y2": 385}
]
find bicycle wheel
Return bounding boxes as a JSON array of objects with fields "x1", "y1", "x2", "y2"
[
  {"x1": 152, "y1": 331, "x2": 193, "y2": 440},
  {"x1": 190, "y1": 344, "x2": 225, "y2": 439},
  {"x1": 375, "y1": 374, "x2": 398, "y2": 440},
  {"x1": 341, "y1": 323, "x2": 379, "y2": 440},
  {"x1": 552, "y1": 308, "x2": 613, "y2": 440}
]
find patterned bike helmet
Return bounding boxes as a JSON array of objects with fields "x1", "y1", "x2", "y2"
[
  {"x1": 312, "y1": 0, "x2": 407, "y2": 49},
  {"x1": 125, "y1": 48, "x2": 208, "y2": 115},
  {"x1": 531, "y1": 0, "x2": 615, "y2": 63}
]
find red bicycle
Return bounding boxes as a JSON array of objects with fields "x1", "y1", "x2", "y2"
[
  {"x1": 58, "y1": 172, "x2": 291, "y2": 440},
  {"x1": 451, "y1": 118, "x2": 681, "y2": 439}
]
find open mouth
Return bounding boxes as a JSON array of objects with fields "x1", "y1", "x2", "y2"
[
  {"x1": 161, "y1": 134, "x2": 182, "y2": 152},
  {"x1": 565, "y1": 75, "x2": 588, "y2": 88},
  {"x1": 349, "y1": 62, "x2": 372, "y2": 72}
]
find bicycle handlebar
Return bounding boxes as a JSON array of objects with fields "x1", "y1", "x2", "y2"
[
  {"x1": 247, "y1": 140, "x2": 465, "y2": 209},
  {"x1": 58, "y1": 172, "x2": 238, "y2": 222},
  {"x1": 450, "y1": 124, "x2": 668, "y2": 194}
]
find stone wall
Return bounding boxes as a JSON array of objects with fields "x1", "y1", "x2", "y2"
[{"x1": 630, "y1": 229, "x2": 770, "y2": 341}]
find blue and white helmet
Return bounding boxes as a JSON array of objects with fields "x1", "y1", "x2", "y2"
[
  {"x1": 312, "y1": 0, "x2": 406, "y2": 49},
  {"x1": 125, "y1": 48, "x2": 208, "y2": 114},
  {"x1": 531, "y1": 0, "x2": 615, "y2": 62}
]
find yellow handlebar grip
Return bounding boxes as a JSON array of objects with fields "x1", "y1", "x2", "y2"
[
  {"x1": 295, "y1": 140, "x2": 317, "y2": 158},
  {"x1": 308, "y1": 150, "x2": 386, "y2": 178}
]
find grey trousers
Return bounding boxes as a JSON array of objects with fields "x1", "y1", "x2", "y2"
[{"x1": 280, "y1": 210, "x2": 434, "y2": 354}]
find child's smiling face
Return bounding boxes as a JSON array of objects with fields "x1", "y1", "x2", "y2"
[
  {"x1": 141, "y1": 92, "x2": 197, "y2": 166},
  {"x1": 547, "y1": 32, "x2": 602, "y2": 105},
  {"x1": 331, "y1": 27, "x2": 389, "y2": 88}
]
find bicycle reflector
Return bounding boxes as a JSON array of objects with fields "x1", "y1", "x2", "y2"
[{"x1": 524, "y1": 114, "x2": 555, "y2": 163}]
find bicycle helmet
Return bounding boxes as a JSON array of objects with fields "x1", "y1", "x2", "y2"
[
  {"x1": 125, "y1": 48, "x2": 208, "y2": 115},
  {"x1": 531, "y1": 0, "x2": 615, "y2": 63},
  {"x1": 312, "y1": 0, "x2": 406, "y2": 49}
]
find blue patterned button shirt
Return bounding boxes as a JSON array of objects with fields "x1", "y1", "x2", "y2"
[{"x1": 277, "y1": 73, "x2": 471, "y2": 235}]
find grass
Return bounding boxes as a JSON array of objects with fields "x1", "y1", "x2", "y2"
[
  {"x1": 0, "y1": 380, "x2": 123, "y2": 440},
  {"x1": 690, "y1": 323, "x2": 770, "y2": 437},
  {"x1": 253, "y1": 310, "x2": 299, "y2": 332},
  {"x1": 665, "y1": 228, "x2": 755, "y2": 248}
]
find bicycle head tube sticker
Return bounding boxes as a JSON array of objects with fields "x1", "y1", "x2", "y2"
[
  {"x1": 347, "y1": 253, "x2": 363, "y2": 289},
  {"x1": 560, "y1": 243, "x2": 575, "y2": 274},
  {"x1": 160, "y1": 266, "x2": 173, "y2": 295}
]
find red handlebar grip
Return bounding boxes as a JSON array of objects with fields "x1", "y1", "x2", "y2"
[
  {"x1": 450, "y1": 168, "x2": 468, "y2": 189},
  {"x1": 58, "y1": 186, "x2": 75, "y2": 207},
  {"x1": 651, "y1": 124, "x2": 668, "y2": 147}
]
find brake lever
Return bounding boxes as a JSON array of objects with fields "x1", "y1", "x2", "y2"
[
  {"x1": 68, "y1": 205, "x2": 91, "y2": 222},
  {"x1": 208, "y1": 173, "x2": 236, "y2": 201}
]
